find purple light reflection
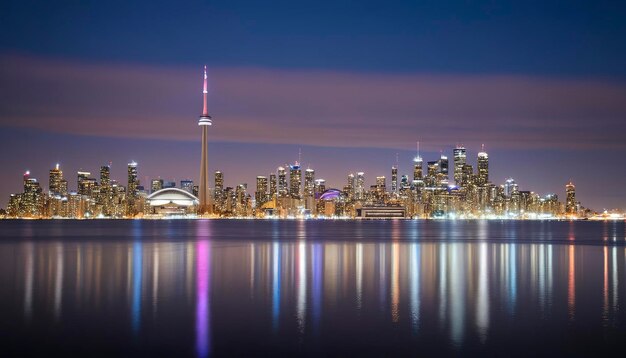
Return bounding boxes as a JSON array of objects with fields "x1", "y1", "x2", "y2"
[{"x1": 196, "y1": 221, "x2": 211, "y2": 358}]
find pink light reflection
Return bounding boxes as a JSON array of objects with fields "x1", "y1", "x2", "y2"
[{"x1": 196, "y1": 221, "x2": 211, "y2": 358}]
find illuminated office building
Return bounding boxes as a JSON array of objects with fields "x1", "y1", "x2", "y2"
[
  {"x1": 566, "y1": 181, "x2": 576, "y2": 215},
  {"x1": 356, "y1": 172, "x2": 365, "y2": 200},
  {"x1": 437, "y1": 154, "x2": 449, "y2": 186},
  {"x1": 314, "y1": 179, "x2": 326, "y2": 195},
  {"x1": 304, "y1": 168, "x2": 315, "y2": 198},
  {"x1": 126, "y1": 161, "x2": 139, "y2": 216},
  {"x1": 77, "y1": 171, "x2": 91, "y2": 196},
  {"x1": 391, "y1": 166, "x2": 398, "y2": 194},
  {"x1": 477, "y1": 146, "x2": 489, "y2": 185},
  {"x1": 256, "y1": 176, "x2": 268, "y2": 206},
  {"x1": 49, "y1": 164, "x2": 64, "y2": 196},
  {"x1": 151, "y1": 179, "x2": 164, "y2": 193},
  {"x1": 180, "y1": 179, "x2": 194, "y2": 194},
  {"x1": 99, "y1": 165, "x2": 112, "y2": 215},
  {"x1": 269, "y1": 173, "x2": 277, "y2": 199},
  {"x1": 426, "y1": 161, "x2": 438, "y2": 187},
  {"x1": 277, "y1": 167, "x2": 288, "y2": 198},
  {"x1": 504, "y1": 178, "x2": 518, "y2": 197},
  {"x1": 453, "y1": 146, "x2": 466, "y2": 186},
  {"x1": 214, "y1": 171, "x2": 223, "y2": 202},
  {"x1": 21, "y1": 171, "x2": 42, "y2": 217},
  {"x1": 289, "y1": 162, "x2": 302, "y2": 199},
  {"x1": 413, "y1": 141, "x2": 423, "y2": 182},
  {"x1": 345, "y1": 173, "x2": 355, "y2": 200}
]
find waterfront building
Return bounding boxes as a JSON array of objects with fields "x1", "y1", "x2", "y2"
[
  {"x1": 289, "y1": 162, "x2": 302, "y2": 199},
  {"x1": 346, "y1": 173, "x2": 355, "y2": 200},
  {"x1": 566, "y1": 181, "x2": 576, "y2": 215},
  {"x1": 180, "y1": 179, "x2": 194, "y2": 194},
  {"x1": 151, "y1": 179, "x2": 164, "y2": 193},
  {"x1": 21, "y1": 171, "x2": 42, "y2": 217},
  {"x1": 147, "y1": 188, "x2": 199, "y2": 216},
  {"x1": 214, "y1": 171, "x2": 224, "y2": 212},
  {"x1": 304, "y1": 168, "x2": 315, "y2": 210},
  {"x1": 256, "y1": 176, "x2": 268, "y2": 207},
  {"x1": 49, "y1": 164, "x2": 64, "y2": 196},
  {"x1": 453, "y1": 146, "x2": 466, "y2": 186},
  {"x1": 269, "y1": 173, "x2": 277, "y2": 199},
  {"x1": 437, "y1": 154, "x2": 449, "y2": 186},
  {"x1": 356, "y1": 172, "x2": 365, "y2": 200},
  {"x1": 477, "y1": 145, "x2": 489, "y2": 186},
  {"x1": 99, "y1": 165, "x2": 112, "y2": 216},
  {"x1": 277, "y1": 167, "x2": 288, "y2": 198},
  {"x1": 126, "y1": 161, "x2": 139, "y2": 216},
  {"x1": 504, "y1": 178, "x2": 518, "y2": 197},
  {"x1": 426, "y1": 161, "x2": 438, "y2": 187},
  {"x1": 77, "y1": 171, "x2": 91, "y2": 196},
  {"x1": 413, "y1": 141, "x2": 423, "y2": 181}
]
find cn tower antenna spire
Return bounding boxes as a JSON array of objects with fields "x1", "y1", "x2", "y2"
[{"x1": 202, "y1": 65, "x2": 208, "y2": 116}]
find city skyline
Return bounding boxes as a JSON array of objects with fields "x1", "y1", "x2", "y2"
[{"x1": 2, "y1": 1, "x2": 626, "y2": 210}]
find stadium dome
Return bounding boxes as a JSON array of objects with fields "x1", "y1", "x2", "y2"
[
  {"x1": 319, "y1": 189, "x2": 342, "y2": 201},
  {"x1": 147, "y1": 188, "x2": 199, "y2": 207}
]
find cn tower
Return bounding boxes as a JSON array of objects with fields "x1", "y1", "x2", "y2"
[{"x1": 198, "y1": 66, "x2": 212, "y2": 214}]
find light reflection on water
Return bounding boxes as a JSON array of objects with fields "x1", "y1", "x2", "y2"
[{"x1": 0, "y1": 220, "x2": 625, "y2": 356}]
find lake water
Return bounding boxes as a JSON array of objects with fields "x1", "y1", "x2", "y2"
[{"x1": 0, "y1": 219, "x2": 625, "y2": 356}]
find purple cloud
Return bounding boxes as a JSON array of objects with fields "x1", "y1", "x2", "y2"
[{"x1": 1, "y1": 54, "x2": 626, "y2": 151}]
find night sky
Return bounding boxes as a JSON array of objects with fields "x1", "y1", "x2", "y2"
[{"x1": 1, "y1": 0, "x2": 626, "y2": 210}]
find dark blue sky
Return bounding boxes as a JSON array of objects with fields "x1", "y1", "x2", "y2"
[
  {"x1": 1, "y1": 0, "x2": 626, "y2": 210},
  {"x1": 3, "y1": 0, "x2": 626, "y2": 75}
]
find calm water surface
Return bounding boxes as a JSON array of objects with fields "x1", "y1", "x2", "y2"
[{"x1": 0, "y1": 220, "x2": 625, "y2": 357}]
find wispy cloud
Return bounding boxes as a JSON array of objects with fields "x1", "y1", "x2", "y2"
[{"x1": 1, "y1": 54, "x2": 625, "y2": 150}]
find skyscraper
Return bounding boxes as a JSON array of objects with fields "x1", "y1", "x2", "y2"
[
  {"x1": 99, "y1": 165, "x2": 112, "y2": 215},
  {"x1": 198, "y1": 66, "x2": 213, "y2": 214},
  {"x1": 126, "y1": 162, "x2": 139, "y2": 216},
  {"x1": 314, "y1": 179, "x2": 326, "y2": 195},
  {"x1": 269, "y1": 173, "x2": 277, "y2": 199},
  {"x1": 151, "y1": 178, "x2": 164, "y2": 193},
  {"x1": 304, "y1": 168, "x2": 315, "y2": 198},
  {"x1": 413, "y1": 142, "x2": 423, "y2": 181},
  {"x1": 391, "y1": 166, "x2": 398, "y2": 193},
  {"x1": 376, "y1": 176, "x2": 386, "y2": 190},
  {"x1": 256, "y1": 176, "x2": 268, "y2": 207},
  {"x1": 214, "y1": 171, "x2": 223, "y2": 198},
  {"x1": 453, "y1": 146, "x2": 467, "y2": 186},
  {"x1": 77, "y1": 171, "x2": 91, "y2": 196},
  {"x1": 289, "y1": 162, "x2": 302, "y2": 199},
  {"x1": 49, "y1": 164, "x2": 63, "y2": 196},
  {"x1": 214, "y1": 171, "x2": 224, "y2": 212},
  {"x1": 504, "y1": 178, "x2": 518, "y2": 197},
  {"x1": 346, "y1": 173, "x2": 355, "y2": 200},
  {"x1": 356, "y1": 172, "x2": 365, "y2": 200},
  {"x1": 477, "y1": 145, "x2": 489, "y2": 186},
  {"x1": 180, "y1": 179, "x2": 194, "y2": 194},
  {"x1": 100, "y1": 165, "x2": 111, "y2": 190},
  {"x1": 437, "y1": 154, "x2": 449, "y2": 186},
  {"x1": 426, "y1": 161, "x2": 438, "y2": 187},
  {"x1": 566, "y1": 181, "x2": 576, "y2": 214},
  {"x1": 277, "y1": 167, "x2": 287, "y2": 198},
  {"x1": 21, "y1": 171, "x2": 42, "y2": 217}
]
